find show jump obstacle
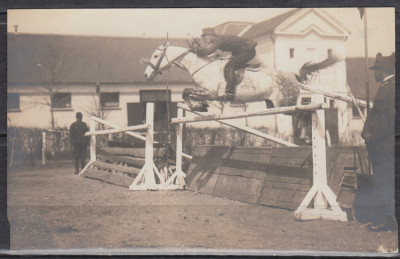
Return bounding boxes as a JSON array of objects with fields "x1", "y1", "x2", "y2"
[
  {"x1": 80, "y1": 102, "x2": 185, "y2": 190},
  {"x1": 170, "y1": 94, "x2": 348, "y2": 222}
]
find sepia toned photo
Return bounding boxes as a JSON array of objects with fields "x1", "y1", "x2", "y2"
[{"x1": 5, "y1": 7, "x2": 397, "y2": 255}]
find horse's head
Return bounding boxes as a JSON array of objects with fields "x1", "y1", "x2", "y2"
[
  {"x1": 144, "y1": 42, "x2": 170, "y2": 81},
  {"x1": 144, "y1": 42, "x2": 190, "y2": 81}
]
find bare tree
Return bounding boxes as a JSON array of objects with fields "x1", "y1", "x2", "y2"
[
  {"x1": 36, "y1": 42, "x2": 66, "y2": 130},
  {"x1": 84, "y1": 82, "x2": 109, "y2": 124}
]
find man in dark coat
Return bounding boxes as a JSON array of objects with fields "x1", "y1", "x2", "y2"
[
  {"x1": 361, "y1": 52, "x2": 396, "y2": 231},
  {"x1": 70, "y1": 112, "x2": 89, "y2": 174},
  {"x1": 195, "y1": 27, "x2": 257, "y2": 101}
]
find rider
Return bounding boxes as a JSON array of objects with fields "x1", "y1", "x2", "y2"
[{"x1": 194, "y1": 27, "x2": 257, "y2": 101}]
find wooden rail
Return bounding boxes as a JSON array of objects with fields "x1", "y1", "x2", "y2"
[
  {"x1": 171, "y1": 103, "x2": 326, "y2": 124},
  {"x1": 299, "y1": 83, "x2": 368, "y2": 108}
]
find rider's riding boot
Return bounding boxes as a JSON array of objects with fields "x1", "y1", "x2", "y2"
[{"x1": 225, "y1": 68, "x2": 236, "y2": 101}]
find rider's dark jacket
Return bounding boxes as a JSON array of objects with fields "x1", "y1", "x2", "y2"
[{"x1": 197, "y1": 35, "x2": 257, "y2": 57}]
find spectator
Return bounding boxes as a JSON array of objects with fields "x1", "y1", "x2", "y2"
[
  {"x1": 361, "y1": 52, "x2": 396, "y2": 231},
  {"x1": 69, "y1": 112, "x2": 89, "y2": 174}
]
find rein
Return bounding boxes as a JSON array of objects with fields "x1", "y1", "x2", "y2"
[
  {"x1": 149, "y1": 44, "x2": 217, "y2": 79},
  {"x1": 149, "y1": 46, "x2": 191, "y2": 77},
  {"x1": 191, "y1": 60, "x2": 217, "y2": 78}
]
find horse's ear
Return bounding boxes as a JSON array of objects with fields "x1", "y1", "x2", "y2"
[{"x1": 163, "y1": 42, "x2": 169, "y2": 48}]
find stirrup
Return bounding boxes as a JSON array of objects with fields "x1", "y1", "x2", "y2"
[{"x1": 225, "y1": 92, "x2": 235, "y2": 102}]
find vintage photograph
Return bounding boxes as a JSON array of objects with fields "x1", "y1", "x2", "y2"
[{"x1": 6, "y1": 8, "x2": 397, "y2": 255}]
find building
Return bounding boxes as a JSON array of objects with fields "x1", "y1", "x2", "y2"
[
  {"x1": 7, "y1": 33, "x2": 194, "y2": 142},
  {"x1": 8, "y1": 8, "x2": 376, "y2": 145}
]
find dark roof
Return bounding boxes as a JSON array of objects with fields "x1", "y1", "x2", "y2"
[
  {"x1": 213, "y1": 22, "x2": 253, "y2": 36},
  {"x1": 8, "y1": 33, "x2": 193, "y2": 84},
  {"x1": 242, "y1": 8, "x2": 301, "y2": 39},
  {"x1": 345, "y1": 57, "x2": 380, "y2": 100}
]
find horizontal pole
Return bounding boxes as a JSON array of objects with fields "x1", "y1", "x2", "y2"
[
  {"x1": 90, "y1": 116, "x2": 157, "y2": 143},
  {"x1": 172, "y1": 103, "x2": 326, "y2": 124},
  {"x1": 299, "y1": 83, "x2": 368, "y2": 108},
  {"x1": 86, "y1": 124, "x2": 149, "y2": 136},
  {"x1": 178, "y1": 104, "x2": 298, "y2": 147}
]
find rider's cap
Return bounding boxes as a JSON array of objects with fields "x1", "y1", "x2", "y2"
[
  {"x1": 202, "y1": 27, "x2": 216, "y2": 36},
  {"x1": 370, "y1": 52, "x2": 395, "y2": 75}
]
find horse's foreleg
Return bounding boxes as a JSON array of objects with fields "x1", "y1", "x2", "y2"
[{"x1": 182, "y1": 88, "x2": 210, "y2": 112}]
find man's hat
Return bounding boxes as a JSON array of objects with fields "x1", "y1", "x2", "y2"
[
  {"x1": 76, "y1": 112, "x2": 83, "y2": 118},
  {"x1": 369, "y1": 52, "x2": 395, "y2": 75},
  {"x1": 202, "y1": 27, "x2": 216, "y2": 36}
]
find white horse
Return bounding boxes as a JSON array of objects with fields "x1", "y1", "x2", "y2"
[{"x1": 144, "y1": 42, "x2": 340, "y2": 111}]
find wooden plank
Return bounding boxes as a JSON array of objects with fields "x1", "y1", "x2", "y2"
[
  {"x1": 299, "y1": 83, "x2": 368, "y2": 108},
  {"x1": 222, "y1": 159, "x2": 268, "y2": 172},
  {"x1": 270, "y1": 146, "x2": 312, "y2": 158},
  {"x1": 212, "y1": 174, "x2": 264, "y2": 204},
  {"x1": 179, "y1": 104, "x2": 298, "y2": 147},
  {"x1": 172, "y1": 103, "x2": 326, "y2": 124},
  {"x1": 186, "y1": 170, "x2": 219, "y2": 195},
  {"x1": 97, "y1": 153, "x2": 145, "y2": 167},
  {"x1": 218, "y1": 167, "x2": 265, "y2": 179},
  {"x1": 92, "y1": 161, "x2": 141, "y2": 176},
  {"x1": 82, "y1": 168, "x2": 135, "y2": 187},
  {"x1": 85, "y1": 124, "x2": 148, "y2": 136},
  {"x1": 261, "y1": 181, "x2": 311, "y2": 192},
  {"x1": 266, "y1": 165, "x2": 312, "y2": 178},
  {"x1": 99, "y1": 147, "x2": 166, "y2": 158},
  {"x1": 268, "y1": 157, "x2": 313, "y2": 166},
  {"x1": 262, "y1": 173, "x2": 312, "y2": 184}
]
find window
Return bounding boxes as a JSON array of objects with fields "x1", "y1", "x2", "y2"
[
  {"x1": 301, "y1": 97, "x2": 311, "y2": 105},
  {"x1": 330, "y1": 99, "x2": 335, "y2": 108},
  {"x1": 290, "y1": 48, "x2": 295, "y2": 59},
  {"x1": 352, "y1": 105, "x2": 365, "y2": 118},
  {"x1": 8, "y1": 93, "x2": 20, "y2": 110},
  {"x1": 101, "y1": 92, "x2": 119, "y2": 108},
  {"x1": 52, "y1": 93, "x2": 71, "y2": 109}
]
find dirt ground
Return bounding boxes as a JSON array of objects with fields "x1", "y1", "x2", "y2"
[{"x1": 6, "y1": 161, "x2": 398, "y2": 255}]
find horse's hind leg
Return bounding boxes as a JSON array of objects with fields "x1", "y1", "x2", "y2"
[
  {"x1": 265, "y1": 99, "x2": 275, "y2": 109},
  {"x1": 182, "y1": 88, "x2": 209, "y2": 112}
]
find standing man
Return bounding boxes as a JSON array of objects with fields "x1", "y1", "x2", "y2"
[
  {"x1": 361, "y1": 52, "x2": 396, "y2": 231},
  {"x1": 70, "y1": 112, "x2": 89, "y2": 174},
  {"x1": 194, "y1": 27, "x2": 257, "y2": 101}
]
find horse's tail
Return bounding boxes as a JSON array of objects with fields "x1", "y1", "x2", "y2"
[{"x1": 295, "y1": 55, "x2": 342, "y2": 84}]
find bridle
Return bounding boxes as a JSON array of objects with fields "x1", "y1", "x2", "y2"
[{"x1": 148, "y1": 43, "x2": 191, "y2": 78}]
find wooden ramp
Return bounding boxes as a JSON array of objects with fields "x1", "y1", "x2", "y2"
[
  {"x1": 186, "y1": 145, "x2": 368, "y2": 210},
  {"x1": 81, "y1": 147, "x2": 167, "y2": 187}
]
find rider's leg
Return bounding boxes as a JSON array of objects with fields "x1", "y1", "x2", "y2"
[
  {"x1": 224, "y1": 50, "x2": 256, "y2": 101},
  {"x1": 224, "y1": 64, "x2": 236, "y2": 101}
]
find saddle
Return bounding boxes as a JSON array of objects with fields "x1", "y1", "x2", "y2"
[{"x1": 234, "y1": 63, "x2": 262, "y2": 86}]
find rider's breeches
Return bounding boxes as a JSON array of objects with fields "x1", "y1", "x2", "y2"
[{"x1": 224, "y1": 49, "x2": 256, "y2": 93}]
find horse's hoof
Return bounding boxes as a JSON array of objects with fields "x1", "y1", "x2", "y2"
[{"x1": 192, "y1": 103, "x2": 208, "y2": 112}]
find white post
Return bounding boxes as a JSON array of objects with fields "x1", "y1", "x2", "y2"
[
  {"x1": 90, "y1": 118, "x2": 96, "y2": 162},
  {"x1": 166, "y1": 107, "x2": 186, "y2": 186},
  {"x1": 294, "y1": 94, "x2": 347, "y2": 221},
  {"x1": 42, "y1": 131, "x2": 46, "y2": 165},
  {"x1": 311, "y1": 94, "x2": 328, "y2": 208},
  {"x1": 144, "y1": 102, "x2": 156, "y2": 188},
  {"x1": 176, "y1": 108, "x2": 183, "y2": 175}
]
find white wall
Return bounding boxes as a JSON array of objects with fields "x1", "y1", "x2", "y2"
[{"x1": 7, "y1": 83, "x2": 192, "y2": 129}]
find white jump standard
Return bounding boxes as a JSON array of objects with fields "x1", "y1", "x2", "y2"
[
  {"x1": 81, "y1": 102, "x2": 185, "y2": 190},
  {"x1": 171, "y1": 94, "x2": 347, "y2": 222}
]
